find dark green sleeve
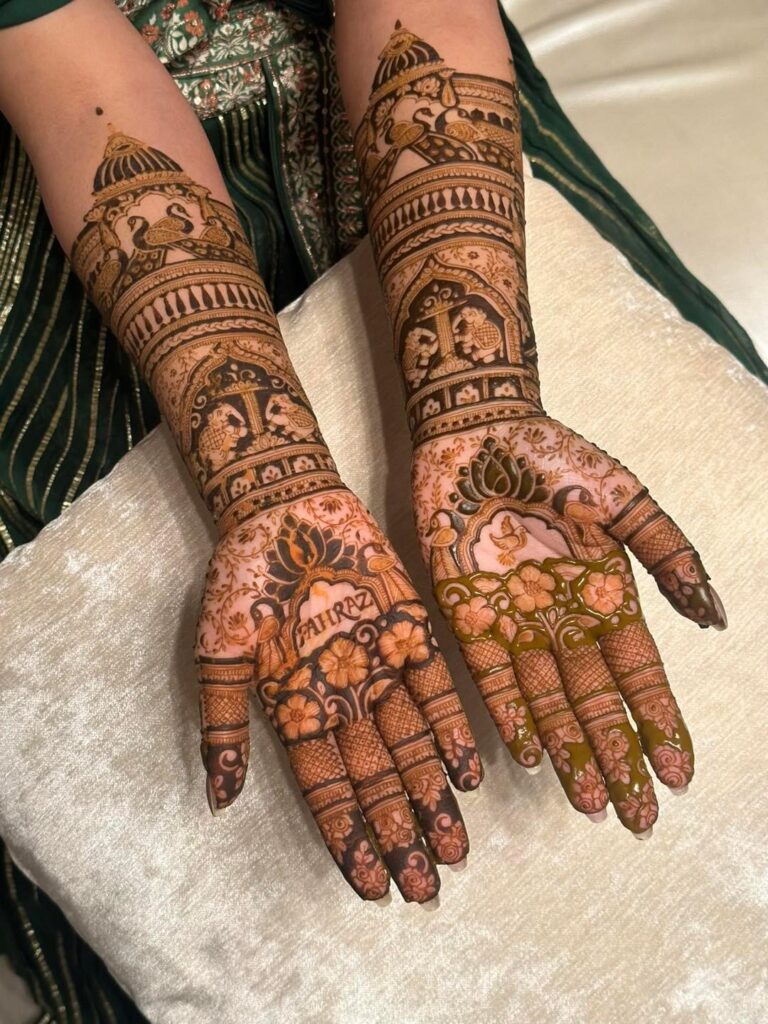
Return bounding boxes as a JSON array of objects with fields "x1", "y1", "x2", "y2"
[{"x1": 0, "y1": 0, "x2": 74, "y2": 29}]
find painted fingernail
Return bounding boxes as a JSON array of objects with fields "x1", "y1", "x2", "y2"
[
  {"x1": 633, "y1": 826, "x2": 653, "y2": 841},
  {"x1": 448, "y1": 858, "x2": 467, "y2": 873},
  {"x1": 586, "y1": 809, "x2": 607, "y2": 824},
  {"x1": 418, "y1": 894, "x2": 441, "y2": 911},
  {"x1": 670, "y1": 784, "x2": 689, "y2": 796},
  {"x1": 525, "y1": 764, "x2": 543, "y2": 776},
  {"x1": 374, "y1": 891, "x2": 393, "y2": 907},
  {"x1": 709, "y1": 584, "x2": 728, "y2": 631}
]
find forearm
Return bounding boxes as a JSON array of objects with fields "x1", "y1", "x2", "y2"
[
  {"x1": 335, "y1": 0, "x2": 543, "y2": 447},
  {"x1": 0, "y1": 0, "x2": 341, "y2": 533}
]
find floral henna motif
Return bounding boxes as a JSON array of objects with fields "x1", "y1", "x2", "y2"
[
  {"x1": 69, "y1": 126, "x2": 476, "y2": 901},
  {"x1": 353, "y1": 23, "x2": 724, "y2": 837},
  {"x1": 196, "y1": 490, "x2": 476, "y2": 899}
]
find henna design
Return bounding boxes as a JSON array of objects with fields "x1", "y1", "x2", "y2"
[
  {"x1": 69, "y1": 127, "x2": 341, "y2": 530},
  {"x1": 353, "y1": 23, "x2": 724, "y2": 835},
  {"x1": 195, "y1": 490, "x2": 477, "y2": 900},
  {"x1": 68, "y1": 126, "x2": 478, "y2": 901},
  {"x1": 354, "y1": 24, "x2": 542, "y2": 445}
]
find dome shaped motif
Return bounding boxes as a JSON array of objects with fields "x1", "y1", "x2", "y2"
[
  {"x1": 90, "y1": 125, "x2": 189, "y2": 202},
  {"x1": 370, "y1": 22, "x2": 456, "y2": 107}
]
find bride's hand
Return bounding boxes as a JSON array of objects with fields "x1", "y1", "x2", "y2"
[
  {"x1": 412, "y1": 414, "x2": 726, "y2": 836},
  {"x1": 194, "y1": 488, "x2": 482, "y2": 902}
]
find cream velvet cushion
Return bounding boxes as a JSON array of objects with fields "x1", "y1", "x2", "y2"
[{"x1": 1, "y1": 168, "x2": 766, "y2": 1024}]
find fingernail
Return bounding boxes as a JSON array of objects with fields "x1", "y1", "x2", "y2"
[
  {"x1": 633, "y1": 826, "x2": 653, "y2": 841},
  {"x1": 709, "y1": 584, "x2": 728, "y2": 631},
  {"x1": 206, "y1": 778, "x2": 225, "y2": 816},
  {"x1": 586, "y1": 809, "x2": 607, "y2": 824},
  {"x1": 448, "y1": 858, "x2": 467, "y2": 873},
  {"x1": 524, "y1": 763, "x2": 543, "y2": 776},
  {"x1": 374, "y1": 891, "x2": 392, "y2": 907},
  {"x1": 418, "y1": 894, "x2": 441, "y2": 911},
  {"x1": 670, "y1": 784, "x2": 689, "y2": 797}
]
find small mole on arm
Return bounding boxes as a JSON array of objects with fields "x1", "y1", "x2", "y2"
[{"x1": 95, "y1": 106, "x2": 104, "y2": 116}]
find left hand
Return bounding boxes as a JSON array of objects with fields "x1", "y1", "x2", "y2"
[{"x1": 411, "y1": 413, "x2": 726, "y2": 835}]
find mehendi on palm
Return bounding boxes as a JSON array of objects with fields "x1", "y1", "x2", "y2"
[
  {"x1": 353, "y1": 23, "x2": 725, "y2": 834},
  {"x1": 69, "y1": 126, "x2": 480, "y2": 901}
]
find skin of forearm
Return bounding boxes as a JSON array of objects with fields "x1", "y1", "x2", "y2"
[
  {"x1": 335, "y1": 0, "x2": 543, "y2": 447},
  {"x1": 0, "y1": 0, "x2": 342, "y2": 533}
]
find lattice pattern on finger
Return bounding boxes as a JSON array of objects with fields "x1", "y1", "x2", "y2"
[
  {"x1": 557, "y1": 645, "x2": 616, "y2": 702},
  {"x1": 288, "y1": 735, "x2": 346, "y2": 793},
  {"x1": 199, "y1": 686, "x2": 249, "y2": 728},
  {"x1": 460, "y1": 638, "x2": 508, "y2": 679},
  {"x1": 336, "y1": 720, "x2": 396, "y2": 783},
  {"x1": 514, "y1": 649, "x2": 561, "y2": 699},
  {"x1": 405, "y1": 654, "x2": 454, "y2": 702},
  {"x1": 599, "y1": 623, "x2": 662, "y2": 678},
  {"x1": 376, "y1": 684, "x2": 429, "y2": 748},
  {"x1": 628, "y1": 516, "x2": 690, "y2": 570}
]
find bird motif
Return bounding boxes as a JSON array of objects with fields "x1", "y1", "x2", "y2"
[
  {"x1": 197, "y1": 402, "x2": 248, "y2": 472},
  {"x1": 360, "y1": 543, "x2": 414, "y2": 605},
  {"x1": 489, "y1": 514, "x2": 529, "y2": 567},
  {"x1": 251, "y1": 605, "x2": 284, "y2": 678},
  {"x1": 552, "y1": 485, "x2": 607, "y2": 553},
  {"x1": 428, "y1": 511, "x2": 464, "y2": 582},
  {"x1": 265, "y1": 394, "x2": 317, "y2": 441},
  {"x1": 128, "y1": 202, "x2": 194, "y2": 250}
]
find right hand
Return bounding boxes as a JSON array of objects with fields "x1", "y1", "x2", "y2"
[{"x1": 194, "y1": 488, "x2": 482, "y2": 903}]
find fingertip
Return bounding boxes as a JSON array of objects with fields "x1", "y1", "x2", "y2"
[
  {"x1": 707, "y1": 583, "x2": 728, "y2": 630},
  {"x1": 417, "y1": 893, "x2": 441, "y2": 911},
  {"x1": 206, "y1": 775, "x2": 230, "y2": 816},
  {"x1": 586, "y1": 808, "x2": 607, "y2": 824}
]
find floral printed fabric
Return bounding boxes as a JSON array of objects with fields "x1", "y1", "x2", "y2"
[{"x1": 117, "y1": 0, "x2": 363, "y2": 277}]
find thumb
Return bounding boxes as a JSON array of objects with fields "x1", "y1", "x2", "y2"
[
  {"x1": 606, "y1": 486, "x2": 727, "y2": 630},
  {"x1": 196, "y1": 655, "x2": 254, "y2": 814}
]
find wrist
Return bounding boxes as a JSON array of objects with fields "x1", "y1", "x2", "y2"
[
  {"x1": 213, "y1": 459, "x2": 346, "y2": 538},
  {"x1": 406, "y1": 371, "x2": 543, "y2": 448}
]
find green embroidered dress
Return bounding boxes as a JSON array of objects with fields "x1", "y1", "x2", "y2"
[{"x1": 0, "y1": 1, "x2": 763, "y2": 1020}]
